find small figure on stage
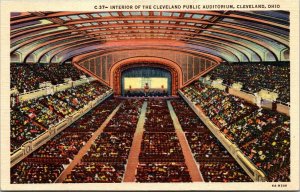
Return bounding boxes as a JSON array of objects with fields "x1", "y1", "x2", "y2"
[
  {"x1": 161, "y1": 85, "x2": 166, "y2": 96},
  {"x1": 126, "y1": 85, "x2": 132, "y2": 96},
  {"x1": 144, "y1": 83, "x2": 149, "y2": 96}
]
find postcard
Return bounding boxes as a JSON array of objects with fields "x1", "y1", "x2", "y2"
[{"x1": 1, "y1": 0, "x2": 299, "y2": 191}]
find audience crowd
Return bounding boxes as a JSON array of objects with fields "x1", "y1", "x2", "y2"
[
  {"x1": 11, "y1": 98, "x2": 119, "y2": 183},
  {"x1": 136, "y1": 163, "x2": 191, "y2": 182},
  {"x1": 171, "y1": 99, "x2": 252, "y2": 182},
  {"x1": 55, "y1": 82, "x2": 110, "y2": 110},
  {"x1": 236, "y1": 119, "x2": 290, "y2": 181},
  {"x1": 10, "y1": 63, "x2": 46, "y2": 93},
  {"x1": 139, "y1": 132, "x2": 184, "y2": 162},
  {"x1": 10, "y1": 110, "x2": 47, "y2": 152},
  {"x1": 170, "y1": 100, "x2": 207, "y2": 132},
  {"x1": 18, "y1": 98, "x2": 63, "y2": 129},
  {"x1": 64, "y1": 99, "x2": 143, "y2": 183},
  {"x1": 144, "y1": 99, "x2": 174, "y2": 132},
  {"x1": 64, "y1": 162, "x2": 125, "y2": 183},
  {"x1": 104, "y1": 99, "x2": 143, "y2": 132},
  {"x1": 83, "y1": 132, "x2": 134, "y2": 163},
  {"x1": 32, "y1": 63, "x2": 87, "y2": 85},
  {"x1": 208, "y1": 63, "x2": 290, "y2": 103},
  {"x1": 11, "y1": 162, "x2": 64, "y2": 184},
  {"x1": 136, "y1": 99, "x2": 192, "y2": 182},
  {"x1": 11, "y1": 76, "x2": 289, "y2": 183},
  {"x1": 10, "y1": 63, "x2": 88, "y2": 93},
  {"x1": 199, "y1": 162, "x2": 252, "y2": 182},
  {"x1": 11, "y1": 82, "x2": 110, "y2": 152},
  {"x1": 28, "y1": 132, "x2": 92, "y2": 161},
  {"x1": 64, "y1": 98, "x2": 121, "y2": 133},
  {"x1": 182, "y1": 82, "x2": 257, "y2": 129},
  {"x1": 181, "y1": 81, "x2": 290, "y2": 182}
]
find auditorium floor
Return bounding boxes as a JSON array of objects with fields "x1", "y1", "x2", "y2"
[
  {"x1": 11, "y1": 97, "x2": 251, "y2": 183},
  {"x1": 55, "y1": 103, "x2": 123, "y2": 183}
]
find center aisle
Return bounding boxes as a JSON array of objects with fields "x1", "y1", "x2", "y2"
[
  {"x1": 123, "y1": 101, "x2": 148, "y2": 182},
  {"x1": 55, "y1": 103, "x2": 122, "y2": 183},
  {"x1": 135, "y1": 99, "x2": 192, "y2": 182},
  {"x1": 167, "y1": 101, "x2": 204, "y2": 182}
]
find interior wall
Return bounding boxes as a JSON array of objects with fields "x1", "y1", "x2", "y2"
[{"x1": 75, "y1": 49, "x2": 219, "y2": 86}]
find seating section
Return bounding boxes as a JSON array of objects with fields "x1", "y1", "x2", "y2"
[
  {"x1": 10, "y1": 63, "x2": 88, "y2": 93},
  {"x1": 139, "y1": 132, "x2": 184, "y2": 162},
  {"x1": 11, "y1": 162, "x2": 64, "y2": 184},
  {"x1": 10, "y1": 98, "x2": 121, "y2": 183},
  {"x1": 18, "y1": 98, "x2": 63, "y2": 128},
  {"x1": 171, "y1": 100, "x2": 252, "y2": 182},
  {"x1": 10, "y1": 81, "x2": 110, "y2": 152},
  {"x1": 144, "y1": 100, "x2": 175, "y2": 132},
  {"x1": 10, "y1": 82, "x2": 290, "y2": 183},
  {"x1": 64, "y1": 162, "x2": 125, "y2": 183},
  {"x1": 207, "y1": 63, "x2": 290, "y2": 103},
  {"x1": 136, "y1": 99, "x2": 192, "y2": 182},
  {"x1": 64, "y1": 99, "x2": 143, "y2": 183},
  {"x1": 199, "y1": 162, "x2": 251, "y2": 182},
  {"x1": 182, "y1": 82, "x2": 257, "y2": 129},
  {"x1": 103, "y1": 99, "x2": 142, "y2": 133},
  {"x1": 136, "y1": 163, "x2": 191, "y2": 182},
  {"x1": 55, "y1": 81, "x2": 110, "y2": 110},
  {"x1": 31, "y1": 63, "x2": 87, "y2": 85},
  {"x1": 82, "y1": 132, "x2": 134, "y2": 163},
  {"x1": 181, "y1": 82, "x2": 290, "y2": 181},
  {"x1": 231, "y1": 112, "x2": 290, "y2": 181},
  {"x1": 64, "y1": 99, "x2": 120, "y2": 133},
  {"x1": 10, "y1": 63, "x2": 46, "y2": 93},
  {"x1": 10, "y1": 110, "x2": 47, "y2": 152},
  {"x1": 28, "y1": 132, "x2": 92, "y2": 161}
]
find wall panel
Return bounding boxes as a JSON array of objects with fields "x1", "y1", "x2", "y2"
[{"x1": 77, "y1": 49, "x2": 218, "y2": 86}]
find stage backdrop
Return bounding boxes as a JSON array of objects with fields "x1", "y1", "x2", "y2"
[{"x1": 121, "y1": 67, "x2": 171, "y2": 95}]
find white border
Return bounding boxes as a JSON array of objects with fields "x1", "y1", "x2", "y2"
[{"x1": 1, "y1": 0, "x2": 299, "y2": 190}]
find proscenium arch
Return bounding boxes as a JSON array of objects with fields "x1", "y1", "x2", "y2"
[{"x1": 110, "y1": 57, "x2": 183, "y2": 96}]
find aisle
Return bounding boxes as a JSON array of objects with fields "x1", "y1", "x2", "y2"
[
  {"x1": 55, "y1": 103, "x2": 122, "y2": 183},
  {"x1": 167, "y1": 101, "x2": 204, "y2": 182},
  {"x1": 123, "y1": 101, "x2": 148, "y2": 182}
]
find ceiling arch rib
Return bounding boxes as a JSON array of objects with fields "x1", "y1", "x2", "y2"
[
  {"x1": 54, "y1": 44, "x2": 224, "y2": 65},
  {"x1": 41, "y1": 40, "x2": 101, "y2": 63},
  {"x1": 36, "y1": 39, "x2": 102, "y2": 63},
  {"x1": 184, "y1": 36, "x2": 256, "y2": 62},
  {"x1": 217, "y1": 22, "x2": 288, "y2": 46},
  {"x1": 55, "y1": 43, "x2": 235, "y2": 65},
  {"x1": 18, "y1": 34, "x2": 84, "y2": 62},
  {"x1": 233, "y1": 11, "x2": 289, "y2": 26},
  {"x1": 11, "y1": 24, "x2": 61, "y2": 39},
  {"x1": 186, "y1": 39, "x2": 250, "y2": 62},
  {"x1": 24, "y1": 35, "x2": 90, "y2": 63},
  {"x1": 11, "y1": 26, "x2": 69, "y2": 46},
  {"x1": 201, "y1": 32, "x2": 272, "y2": 61},
  {"x1": 220, "y1": 17, "x2": 289, "y2": 38},
  {"x1": 81, "y1": 23, "x2": 280, "y2": 59},
  {"x1": 12, "y1": 11, "x2": 288, "y2": 30},
  {"x1": 203, "y1": 28, "x2": 279, "y2": 61},
  {"x1": 189, "y1": 34, "x2": 263, "y2": 61},
  {"x1": 208, "y1": 26, "x2": 288, "y2": 54},
  {"x1": 10, "y1": 11, "x2": 289, "y2": 64},
  {"x1": 11, "y1": 29, "x2": 74, "y2": 52}
]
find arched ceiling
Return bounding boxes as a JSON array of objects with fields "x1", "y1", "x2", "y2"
[{"x1": 10, "y1": 11, "x2": 289, "y2": 63}]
